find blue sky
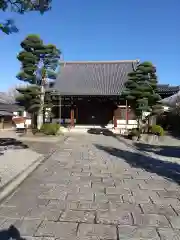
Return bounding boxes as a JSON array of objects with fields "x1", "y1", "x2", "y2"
[{"x1": 0, "y1": 0, "x2": 179, "y2": 91}]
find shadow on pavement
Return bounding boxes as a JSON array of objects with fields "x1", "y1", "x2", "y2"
[
  {"x1": 0, "y1": 138, "x2": 28, "y2": 155},
  {"x1": 94, "y1": 143, "x2": 180, "y2": 185},
  {"x1": 23, "y1": 141, "x2": 58, "y2": 155},
  {"x1": 134, "y1": 142, "x2": 180, "y2": 159},
  {"x1": 168, "y1": 130, "x2": 180, "y2": 141},
  {"x1": 0, "y1": 137, "x2": 59, "y2": 155},
  {"x1": 0, "y1": 225, "x2": 25, "y2": 240},
  {"x1": 87, "y1": 128, "x2": 114, "y2": 136},
  {"x1": 88, "y1": 127, "x2": 180, "y2": 160}
]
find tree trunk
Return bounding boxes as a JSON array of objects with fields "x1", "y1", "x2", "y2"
[
  {"x1": 37, "y1": 85, "x2": 45, "y2": 130},
  {"x1": 31, "y1": 112, "x2": 37, "y2": 129},
  {"x1": 137, "y1": 117, "x2": 141, "y2": 129},
  {"x1": 149, "y1": 115, "x2": 157, "y2": 125}
]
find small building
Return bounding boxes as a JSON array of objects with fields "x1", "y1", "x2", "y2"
[
  {"x1": 0, "y1": 92, "x2": 28, "y2": 129},
  {"x1": 50, "y1": 60, "x2": 179, "y2": 130},
  {"x1": 0, "y1": 103, "x2": 20, "y2": 129}
]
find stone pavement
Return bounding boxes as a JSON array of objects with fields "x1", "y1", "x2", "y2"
[
  {"x1": 0, "y1": 134, "x2": 180, "y2": 239},
  {"x1": 0, "y1": 131, "x2": 63, "y2": 191}
]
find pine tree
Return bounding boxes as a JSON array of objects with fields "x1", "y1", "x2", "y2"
[
  {"x1": 0, "y1": 0, "x2": 52, "y2": 34},
  {"x1": 16, "y1": 34, "x2": 61, "y2": 128},
  {"x1": 121, "y1": 61, "x2": 162, "y2": 125}
]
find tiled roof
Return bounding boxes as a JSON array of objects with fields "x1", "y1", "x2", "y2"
[
  {"x1": 0, "y1": 103, "x2": 22, "y2": 112},
  {"x1": 0, "y1": 111, "x2": 13, "y2": 116},
  {"x1": 52, "y1": 61, "x2": 179, "y2": 96},
  {"x1": 157, "y1": 84, "x2": 180, "y2": 93},
  {"x1": 0, "y1": 92, "x2": 24, "y2": 112},
  {"x1": 53, "y1": 60, "x2": 139, "y2": 95},
  {"x1": 161, "y1": 91, "x2": 180, "y2": 106}
]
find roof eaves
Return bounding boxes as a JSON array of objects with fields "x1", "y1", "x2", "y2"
[
  {"x1": 59, "y1": 59, "x2": 140, "y2": 64},
  {"x1": 55, "y1": 59, "x2": 140, "y2": 96}
]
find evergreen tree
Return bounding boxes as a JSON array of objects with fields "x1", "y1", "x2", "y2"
[
  {"x1": 0, "y1": 0, "x2": 52, "y2": 34},
  {"x1": 16, "y1": 34, "x2": 61, "y2": 127},
  {"x1": 121, "y1": 61, "x2": 162, "y2": 125}
]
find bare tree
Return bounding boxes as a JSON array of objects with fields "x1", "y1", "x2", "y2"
[{"x1": 6, "y1": 83, "x2": 28, "y2": 103}]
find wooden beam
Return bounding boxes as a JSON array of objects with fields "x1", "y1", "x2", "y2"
[
  {"x1": 70, "y1": 109, "x2": 74, "y2": 127},
  {"x1": 113, "y1": 114, "x2": 117, "y2": 128},
  {"x1": 126, "y1": 100, "x2": 129, "y2": 125},
  {"x1": 76, "y1": 107, "x2": 78, "y2": 121}
]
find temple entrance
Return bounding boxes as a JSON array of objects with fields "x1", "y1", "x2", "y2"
[
  {"x1": 76, "y1": 98, "x2": 115, "y2": 125},
  {"x1": 51, "y1": 96, "x2": 118, "y2": 126}
]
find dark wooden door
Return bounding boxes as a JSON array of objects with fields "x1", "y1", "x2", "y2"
[{"x1": 77, "y1": 99, "x2": 114, "y2": 125}]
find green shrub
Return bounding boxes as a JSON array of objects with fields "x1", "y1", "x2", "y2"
[
  {"x1": 129, "y1": 128, "x2": 141, "y2": 137},
  {"x1": 151, "y1": 124, "x2": 164, "y2": 136},
  {"x1": 40, "y1": 123, "x2": 60, "y2": 135},
  {"x1": 132, "y1": 128, "x2": 141, "y2": 137}
]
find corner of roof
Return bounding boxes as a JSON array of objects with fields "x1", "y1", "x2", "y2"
[{"x1": 135, "y1": 59, "x2": 140, "y2": 64}]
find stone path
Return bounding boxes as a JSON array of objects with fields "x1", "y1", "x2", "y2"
[
  {"x1": 0, "y1": 132, "x2": 62, "y2": 190},
  {"x1": 0, "y1": 134, "x2": 180, "y2": 239}
]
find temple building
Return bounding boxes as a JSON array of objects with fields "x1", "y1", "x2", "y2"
[
  {"x1": 50, "y1": 60, "x2": 180, "y2": 130},
  {"x1": 50, "y1": 60, "x2": 138, "y2": 129}
]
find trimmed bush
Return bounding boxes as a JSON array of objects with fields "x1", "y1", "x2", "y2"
[
  {"x1": 128, "y1": 128, "x2": 141, "y2": 139},
  {"x1": 150, "y1": 124, "x2": 164, "y2": 136},
  {"x1": 40, "y1": 123, "x2": 60, "y2": 135},
  {"x1": 131, "y1": 128, "x2": 141, "y2": 136}
]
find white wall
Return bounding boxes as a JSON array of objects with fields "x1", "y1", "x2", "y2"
[
  {"x1": 12, "y1": 111, "x2": 32, "y2": 128},
  {"x1": 116, "y1": 120, "x2": 137, "y2": 129}
]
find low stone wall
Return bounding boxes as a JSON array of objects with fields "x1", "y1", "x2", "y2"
[{"x1": 140, "y1": 134, "x2": 162, "y2": 144}]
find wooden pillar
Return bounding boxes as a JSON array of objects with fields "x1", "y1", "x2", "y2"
[
  {"x1": 59, "y1": 95, "x2": 62, "y2": 124},
  {"x1": 113, "y1": 108, "x2": 117, "y2": 128},
  {"x1": 1, "y1": 117, "x2": 4, "y2": 129},
  {"x1": 126, "y1": 100, "x2": 129, "y2": 125},
  {"x1": 76, "y1": 107, "x2": 78, "y2": 122},
  {"x1": 70, "y1": 109, "x2": 74, "y2": 127},
  {"x1": 126, "y1": 108, "x2": 129, "y2": 125},
  {"x1": 0, "y1": 117, "x2": 3, "y2": 129}
]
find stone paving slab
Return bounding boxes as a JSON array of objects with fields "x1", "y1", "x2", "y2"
[{"x1": 0, "y1": 134, "x2": 180, "y2": 239}]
